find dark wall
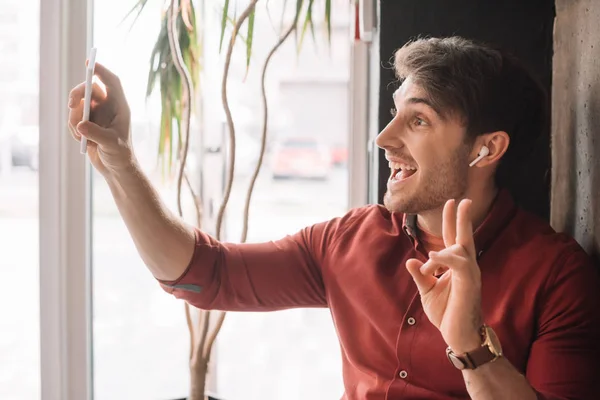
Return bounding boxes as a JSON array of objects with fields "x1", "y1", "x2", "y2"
[
  {"x1": 377, "y1": 0, "x2": 555, "y2": 221},
  {"x1": 552, "y1": 0, "x2": 600, "y2": 265}
]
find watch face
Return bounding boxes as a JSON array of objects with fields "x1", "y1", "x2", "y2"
[{"x1": 484, "y1": 326, "x2": 503, "y2": 356}]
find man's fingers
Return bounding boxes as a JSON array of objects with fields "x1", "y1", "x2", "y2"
[
  {"x1": 456, "y1": 199, "x2": 476, "y2": 255},
  {"x1": 68, "y1": 82, "x2": 106, "y2": 108},
  {"x1": 442, "y1": 199, "x2": 457, "y2": 248},
  {"x1": 93, "y1": 62, "x2": 122, "y2": 94},
  {"x1": 68, "y1": 82, "x2": 86, "y2": 106},
  {"x1": 429, "y1": 249, "x2": 467, "y2": 273},
  {"x1": 406, "y1": 258, "x2": 437, "y2": 295},
  {"x1": 77, "y1": 121, "x2": 116, "y2": 147},
  {"x1": 68, "y1": 121, "x2": 81, "y2": 141},
  {"x1": 68, "y1": 104, "x2": 83, "y2": 135},
  {"x1": 419, "y1": 258, "x2": 445, "y2": 276},
  {"x1": 68, "y1": 82, "x2": 111, "y2": 136}
]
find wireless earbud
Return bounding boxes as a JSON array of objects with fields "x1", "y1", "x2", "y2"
[{"x1": 469, "y1": 145, "x2": 490, "y2": 167}]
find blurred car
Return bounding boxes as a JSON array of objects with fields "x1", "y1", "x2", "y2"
[
  {"x1": 271, "y1": 137, "x2": 332, "y2": 180},
  {"x1": 10, "y1": 126, "x2": 39, "y2": 170}
]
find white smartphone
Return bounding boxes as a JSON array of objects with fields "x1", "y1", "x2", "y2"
[{"x1": 80, "y1": 47, "x2": 97, "y2": 154}]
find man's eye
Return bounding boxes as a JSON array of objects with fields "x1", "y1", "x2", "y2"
[
  {"x1": 413, "y1": 117, "x2": 427, "y2": 126},
  {"x1": 390, "y1": 108, "x2": 397, "y2": 117}
]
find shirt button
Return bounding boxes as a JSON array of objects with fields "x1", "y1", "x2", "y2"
[
  {"x1": 407, "y1": 317, "x2": 416, "y2": 325},
  {"x1": 399, "y1": 370, "x2": 408, "y2": 379}
]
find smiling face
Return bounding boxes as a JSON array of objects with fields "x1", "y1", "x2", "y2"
[{"x1": 376, "y1": 77, "x2": 473, "y2": 214}]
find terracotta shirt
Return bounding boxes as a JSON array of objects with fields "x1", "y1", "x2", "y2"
[{"x1": 159, "y1": 190, "x2": 600, "y2": 399}]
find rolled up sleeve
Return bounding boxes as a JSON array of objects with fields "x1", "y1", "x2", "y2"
[
  {"x1": 156, "y1": 216, "x2": 347, "y2": 311},
  {"x1": 526, "y1": 247, "x2": 600, "y2": 400}
]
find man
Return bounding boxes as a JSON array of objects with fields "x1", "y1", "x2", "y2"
[{"x1": 68, "y1": 37, "x2": 600, "y2": 399}]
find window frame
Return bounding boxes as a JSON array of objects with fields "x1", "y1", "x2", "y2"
[
  {"x1": 39, "y1": 0, "x2": 93, "y2": 398},
  {"x1": 348, "y1": 28, "x2": 371, "y2": 208}
]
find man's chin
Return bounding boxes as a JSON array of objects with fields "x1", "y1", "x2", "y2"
[
  {"x1": 384, "y1": 190, "x2": 438, "y2": 215},
  {"x1": 383, "y1": 192, "x2": 413, "y2": 214}
]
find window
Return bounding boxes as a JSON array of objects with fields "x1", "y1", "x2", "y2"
[
  {"x1": 202, "y1": 2, "x2": 350, "y2": 399},
  {"x1": 91, "y1": 1, "x2": 191, "y2": 399},
  {"x1": 90, "y1": 0, "x2": 361, "y2": 397},
  {"x1": 0, "y1": 0, "x2": 41, "y2": 399},
  {"x1": 91, "y1": 1, "x2": 353, "y2": 398},
  {"x1": 30, "y1": 0, "x2": 371, "y2": 398}
]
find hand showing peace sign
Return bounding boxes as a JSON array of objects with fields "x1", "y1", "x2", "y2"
[{"x1": 406, "y1": 199, "x2": 483, "y2": 354}]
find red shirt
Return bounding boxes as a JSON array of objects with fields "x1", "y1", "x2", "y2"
[{"x1": 159, "y1": 190, "x2": 600, "y2": 399}]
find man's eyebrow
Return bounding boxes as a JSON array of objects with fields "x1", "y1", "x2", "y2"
[
  {"x1": 405, "y1": 97, "x2": 445, "y2": 120},
  {"x1": 392, "y1": 91, "x2": 447, "y2": 120}
]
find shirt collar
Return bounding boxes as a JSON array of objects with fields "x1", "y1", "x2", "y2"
[{"x1": 402, "y1": 189, "x2": 517, "y2": 257}]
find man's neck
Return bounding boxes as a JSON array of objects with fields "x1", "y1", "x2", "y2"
[{"x1": 416, "y1": 187, "x2": 499, "y2": 238}]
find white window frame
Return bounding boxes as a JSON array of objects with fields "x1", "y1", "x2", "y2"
[
  {"x1": 360, "y1": 0, "x2": 381, "y2": 205},
  {"x1": 350, "y1": 0, "x2": 378, "y2": 208},
  {"x1": 348, "y1": 29, "x2": 370, "y2": 209},
  {"x1": 39, "y1": 0, "x2": 93, "y2": 398}
]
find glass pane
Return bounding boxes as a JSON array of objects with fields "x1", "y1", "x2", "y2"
[
  {"x1": 92, "y1": 2, "x2": 196, "y2": 399},
  {"x1": 203, "y1": 2, "x2": 350, "y2": 400},
  {"x1": 0, "y1": 0, "x2": 41, "y2": 398}
]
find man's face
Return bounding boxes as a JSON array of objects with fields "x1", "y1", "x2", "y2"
[{"x1": 376, "y1": 78, "x2": 472, "y2": 214}]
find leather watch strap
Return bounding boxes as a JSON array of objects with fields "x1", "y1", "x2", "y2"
[
  {"x1": 446, "y1": 325, "x2": 503, "y2": 370},
  {"x1": 452, "y1": 344, "x2": 497, "y2": 369}
]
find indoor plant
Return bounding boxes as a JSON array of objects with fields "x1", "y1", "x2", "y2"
[{"x1": 123, "y1": 1, "x2": 335, "y2": 398}]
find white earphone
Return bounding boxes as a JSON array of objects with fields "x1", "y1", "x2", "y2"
[{"x1": 469, "y1": 145, "x2": 490, "y2": 167}]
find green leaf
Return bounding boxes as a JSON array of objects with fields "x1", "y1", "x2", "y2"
[
  {"x1": 226, "y1": 15, "x2": 248, "y2": 42},
  {"x1": 219, "y1": 0, "x2": 230, "y2": 53},
  {"x1": 325, "y1": 0, "x2": 331, "y2": 43},
  {"x1": 295, "y1": 0, "x2": 304, "y2": 23},
  {"x1": 245, "y1": 7, "x2": 255, "y2": 76},
  {"x1": 293, "y1": 0, "x2": 304, "y2": 45},
  {"x1": 297, "y1": 0, "x2": 314, "y2": 52},
  {"x1": 120, "y1": 0, "x2": 149, "y2": 31},
  {"x1": 144, "y1": 2, "x2": 203, "y2": 175},
  {"x1": 146, "y1": 18, "x2": 169, "y2": 98}
]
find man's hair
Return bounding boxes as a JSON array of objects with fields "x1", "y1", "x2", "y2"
[{"x1": 394, "y1": 36, "x2": 548, "y2": 187}]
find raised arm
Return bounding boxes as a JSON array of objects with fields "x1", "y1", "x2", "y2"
[
  {"x1": 68, "y1": 63, "x2": 195, "y2": 281},
  {"x1": 157, "y1": 224, "x2": 333, "y2": 311},
  {"x1": 67, "y1": 62, "x2": 334, "y2": 311}
]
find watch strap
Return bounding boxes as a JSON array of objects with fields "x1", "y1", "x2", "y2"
[
  {"x1": 446, "y1": 325, "x2": 502, "y2": 370},
  {"x1": 446, "y1": 344, "x2": 497, "y2": 370}
]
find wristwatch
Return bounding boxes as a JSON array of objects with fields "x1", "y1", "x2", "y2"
[{"x1": 446, "y1": 325, "x2": 503, "y2": 370}]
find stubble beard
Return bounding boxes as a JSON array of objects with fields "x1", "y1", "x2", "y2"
[{"x1": 384, "y1": 148, "x2": 471, "y2": 214}]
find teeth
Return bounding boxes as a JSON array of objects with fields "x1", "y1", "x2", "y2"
[{"x1": 388, "y1": 161, "x2": 417, "y2": 171}]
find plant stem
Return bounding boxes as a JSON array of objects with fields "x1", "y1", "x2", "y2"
[
  {"x1": 184, "y1": 302, "x2": 194, "y2": 360},
  {"x1": 184, "y1": 172, "x2": 203, "y2": 227},
  {"x1": 197, "y1": 308, "x2": 211, "y2": 365},
  {"x1": 203, "y1": 311, "x2": 227, "y2": 365},
  {"x1": 241, "y1": 20, "x2": 297, "y2": 243},
  {"x1": 189, "y1": 360, "x2": 208, "y2": 400},
  {"x1": 166, "y1": 0, "x2": 194, "y2": 219},
  {"x1": 166, "y1": 2, "x2": 208, "y2": 399},
  {"x1": 215, "y1": 0, "x2": 260, "y2": 241}
]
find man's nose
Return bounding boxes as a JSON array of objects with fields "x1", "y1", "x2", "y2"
[{"x1": 375, "y1": 118, "x2": 402, "y2": 150}]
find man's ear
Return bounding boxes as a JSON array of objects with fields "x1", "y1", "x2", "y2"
[{"x1": 473, "y1": 131, "x2": 510, "y2": 167}]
